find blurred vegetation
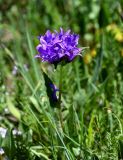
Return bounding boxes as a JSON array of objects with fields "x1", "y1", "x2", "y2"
[{"x1": 0, "y1": 0, "x2": 123, "y2": 159}]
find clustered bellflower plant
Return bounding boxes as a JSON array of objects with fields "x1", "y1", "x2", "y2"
[
  {"x1": 35, "y1": 28, "x2": 85, "y2": 109},
  {"x1": 35, "y1": 28, "x2": 82, "y2": 66}
]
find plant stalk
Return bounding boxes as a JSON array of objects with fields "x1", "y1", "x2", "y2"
[{"x1": 58, "y1": 66, "x2": 63, "y2": 128}]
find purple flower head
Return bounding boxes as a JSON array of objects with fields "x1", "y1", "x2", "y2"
[{"x1": 35, "y1": 28, "x2": 82, "y2": 65}]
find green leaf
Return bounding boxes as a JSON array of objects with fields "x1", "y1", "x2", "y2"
[
  {"x1": 7, "y1": 97, "x2": 21, "y2": 120},
  {"x1": 30, "y1": 146, "x2": 50, "y2": 160}
]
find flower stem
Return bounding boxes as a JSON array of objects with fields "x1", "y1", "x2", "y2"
[
  {"x1": 58, "y1": 66, "x2": 63, "y2": 128},
  {"x1": 59, "y1": 66, "x2": 62, "y2": 105}
]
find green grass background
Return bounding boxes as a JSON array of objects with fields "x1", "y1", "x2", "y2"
[{"x1": 0, "y1": 0, "x2": 123, "y2": 159}]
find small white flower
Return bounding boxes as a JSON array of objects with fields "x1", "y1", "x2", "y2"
[
  {"x1": 0, "y1": 147, "x2": 4, "y2": 155},
  {"x1": 4, "y1": 108, "x2": 9, "y2": 113},
  {"x1": 0, "y1": 127, "x2": 7, "y2": 138},
  {"x1": 17, "y1": 131, "x2": 22, "y2": 135},
  {"x1": 12, "y1": 129, "x2": 22, "y2": 136},
  {"x1": 12, "y1": 65, "x2": 18, "y2": 75}
]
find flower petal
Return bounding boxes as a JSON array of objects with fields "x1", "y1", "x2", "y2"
[{"x1": 35, "y1": 28, "x2": 83, "y2": 65}]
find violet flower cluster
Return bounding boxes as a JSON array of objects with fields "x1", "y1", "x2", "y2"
[{"x1": 35, "y1": 28, "x2": 82, "y2": 65}]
